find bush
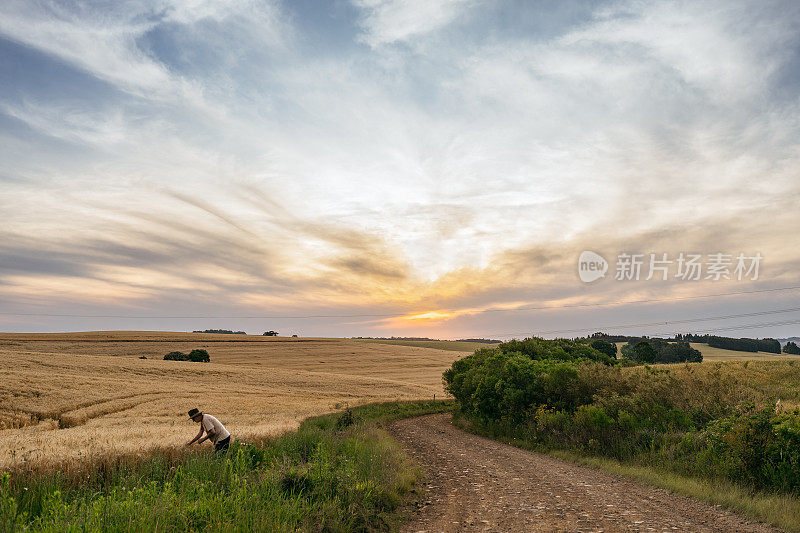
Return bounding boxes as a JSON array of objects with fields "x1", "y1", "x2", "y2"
[
  {"x1": 188, "y1": 349, "x2": 210, "y2": 362},
  {"x1": 444, "y1": 338, "x2": 800, "y2": 496},
  {"x1": 163, "y1": 350, "x2": 210, "y2": 362},
  {"x1": 443, "y1": 338, "x2": 610, "y2": 424},
  {"x1": 497, "y1": 337, "x2": 613, "y2": 365},
  {"x1": 701, "y1": 407, "x2": 800, "y2": 492}
]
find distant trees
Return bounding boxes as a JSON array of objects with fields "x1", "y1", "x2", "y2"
[
  {"x1": 193, "y1": 329, "x2": 245, "y2": 335},
  {"x1": 623, "y1": 341, "x2": 658, "y2": 363},
  {"x1": 707, "y1": 336, "x2": 781, "y2": 354},
  {"x1": 592, "y1": 333, "x2": 781, "y2": 355},
  {"x1": 353, "y1": 336, "x2": 440, "y2": 341},
  {"x1": 590, "y1": 339, "x2": 618, "y2": 359},
  {"x1": 589, "y1": 332, "x2": 637, "y2": 343},
  {"x1": 621, "y1": 338, "x2": 702, "y2": 364},
  {"x1": 263, "y1": 331, "x2": 279, "y2": 336},
  {"x1": 673, "y1": 333, "x2": 709, "y2": 342},
  {"x1": 164, "y1": 349, "x2": 210, "y2": 362},
  {"x1": 784, "y1": 341, "x2": 800, "y2": 355}
]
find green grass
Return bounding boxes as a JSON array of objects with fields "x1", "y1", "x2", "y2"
[
  {"x1": 1, "y1": 400, "x2": 454, "y2": 532},
  {"x1": 549, "y1": 451, "x2": 800, "y2": 532},
  {"x1": 356, "y1": 339, "x2": 499, "y2": 352}
]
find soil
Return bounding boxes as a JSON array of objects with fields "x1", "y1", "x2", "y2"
[{"x1": 388, "y1": 413, "x2": 781, "y2": 533}]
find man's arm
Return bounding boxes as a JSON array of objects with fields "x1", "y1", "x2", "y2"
[
  {"x1": 185, "y1": 426, "x2": 204, "y2": 447},
  {"x1": 197, "y1": 427, "x2": 216, "y2": 444}
]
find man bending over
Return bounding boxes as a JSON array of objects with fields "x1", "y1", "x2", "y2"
[{"x1": 186, "y1": 408, "x2": 231, "y2": 452}]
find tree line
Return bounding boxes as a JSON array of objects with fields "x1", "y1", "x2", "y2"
[{"x1": 589, "y1": 332, "x2": 782, "y2": 354}]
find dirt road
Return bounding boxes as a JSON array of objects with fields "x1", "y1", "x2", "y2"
[{"x1": 388, "y1": 414, "x2": 780, "y2": 533}]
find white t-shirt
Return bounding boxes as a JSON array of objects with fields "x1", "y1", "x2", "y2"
[{"x1": 201, "y1": 414, "x2": 230, "y2": 444}]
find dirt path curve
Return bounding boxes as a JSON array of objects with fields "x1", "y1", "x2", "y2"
[{"x1": 388, "y1": 413, "x2": 781, "y2": 533}]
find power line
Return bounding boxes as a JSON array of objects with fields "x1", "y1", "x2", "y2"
[
  {"x1": 631, "y1": 318, "x2": 800, "y2": 340},
  {"x1": 525, "y1": 306, "x2": 800, "y2": 336},
  {"x1": 488, "y1": 284, "x2": 800, "y2": 313},
  {"x1": 478, "y1": 307, "x2": 800, "y2": 337},
  {"x1": 1, "y1": 284, "x2": 799, "y2": 320},
  {"x1": 680, "y1": 318, "x2": 800, "y2": 334}
]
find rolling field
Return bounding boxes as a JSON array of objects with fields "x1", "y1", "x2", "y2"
[{"x1": 0, "y1": 331, "x2": 465, "y2": 471}]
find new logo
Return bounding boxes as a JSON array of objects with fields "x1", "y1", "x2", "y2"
[{"x1": 578, "y1": 251, "x2": 608, "y2": 283}]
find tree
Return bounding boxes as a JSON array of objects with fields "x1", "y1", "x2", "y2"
[
  {"x1": 661, "y1": 341, "x2": 702, "y2": 363},
  {"x1": 622, "y1": 341, "x2": 657, "y2": 363},
  {"x1": 188, "y1": 349, "x2": 210, "y2": 362},
  {"x1": 784, "y1": 341, "x2": 800, "y2": 355},
  {"x1": 164, "y1": 351, "x2": 187, "y2": 361},
  {"x1": 263, "y1": 331, "x2": 279, "y2": 336},
  {"x1": 590, "y1": 339, "x2": 618, "y2": 359}
]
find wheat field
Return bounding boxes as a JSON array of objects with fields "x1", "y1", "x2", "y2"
[{"x1": 0, "y1": 331, "x2": 465, "y2": 471}]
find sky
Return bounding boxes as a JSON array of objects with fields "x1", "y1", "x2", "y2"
[{"x1": 1, "y1": 0, "x2": 799, "y2": 339}]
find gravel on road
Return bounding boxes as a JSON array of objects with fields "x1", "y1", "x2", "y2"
[{"x1": 388, "y1": 413, "x2": 781, "y2": 533}]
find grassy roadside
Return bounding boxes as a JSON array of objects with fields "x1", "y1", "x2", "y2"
[
  {"x1": 452, "y1": 413, "x2": 800, "y2": 532},
  {"x1": 1, "y1": 400, "x2": 454, "y2": 532}
]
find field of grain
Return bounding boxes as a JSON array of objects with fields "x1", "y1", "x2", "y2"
[{"x1": 0, "y1": 331, "x2": 465, "y2": 471}]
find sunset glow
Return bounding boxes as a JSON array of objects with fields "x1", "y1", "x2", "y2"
[{"x1": 1, "y1": 0, "x2": 799, "y2": 339}]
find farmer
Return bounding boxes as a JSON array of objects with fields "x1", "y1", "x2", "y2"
[{"x1": 185, "y1": 408, "x2": 231, "y2": 453}]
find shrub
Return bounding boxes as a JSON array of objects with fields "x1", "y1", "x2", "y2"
[
  {"x1": 497, "y1": 337, "x2": 613, "y2": 365},
  {"x1": 163, "y1": 350, "x2": 210, "y2": 362},
  {"x1": 444, "y1": 339, "x2": 799, "y2": 496},
  {"x1": 702, "y1": 408, "x2": 800, "y2": 492},
  {"x1": 188, "y1": 349, "x2": 210, "y2": 362},
  {"x1": 443, "y1": 339, "x2": 607, "y2": 423}
]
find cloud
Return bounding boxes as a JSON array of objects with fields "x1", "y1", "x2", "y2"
[
  {"x1": 0, "y1": 0, "x2": 288, "y2": 105},
  {"x1": 352, "y1": 0, "x2": 474, "y2": 47},
  {"x1": 0, "y1": 0, "x2": 799, "y2": 337},
  {"x1": 0, "y1": 100, "x2": 127, "y2": 147}
]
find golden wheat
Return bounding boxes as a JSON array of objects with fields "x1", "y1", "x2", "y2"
[{"x1": 0, "y1": 332, "x2": 464, "y2": 471}]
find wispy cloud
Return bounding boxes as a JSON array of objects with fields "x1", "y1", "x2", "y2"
[
  {"x1": 0, "y1": 0, "x2": 798, "y2": 337},
  {"x1": 352, "y1": 0, "x2": 474, "y2": 47}
]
